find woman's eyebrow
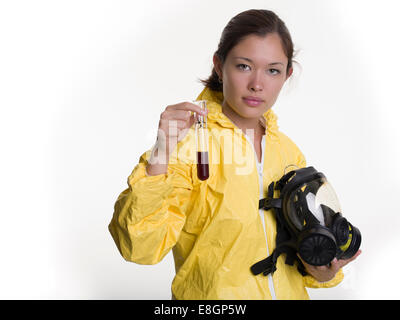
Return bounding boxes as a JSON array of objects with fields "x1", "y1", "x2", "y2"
[{"x1": 234, "y1": 56, "x2": 284, "y2": 66}]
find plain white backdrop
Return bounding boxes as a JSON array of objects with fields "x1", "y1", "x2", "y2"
[{"x1": 0, "y1": 0, "x2": 399, "y2": 299}]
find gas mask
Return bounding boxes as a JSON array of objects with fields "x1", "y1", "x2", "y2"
[{"x1": 251, "y1": 166, "x2": 361, "y2": 276}]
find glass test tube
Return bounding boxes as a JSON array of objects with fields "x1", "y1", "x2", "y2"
[{"x1": 193, "y1": 100, "x2": 209, "y2": 180}]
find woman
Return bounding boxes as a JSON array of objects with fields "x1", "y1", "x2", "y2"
[{"x1": 109, "y1": 9, "x2": 360, "y2": 300}]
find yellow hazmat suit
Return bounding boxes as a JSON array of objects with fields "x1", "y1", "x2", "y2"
[{"x1": 109, "y1": 87, "x2": 343, "y2": 299}]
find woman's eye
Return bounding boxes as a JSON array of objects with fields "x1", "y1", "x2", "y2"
[
  {"x1": 237, "y1": 64, "x2": 250, "y2": 71},
  {"x1": 268, "y1": 68, "x2": 281, "y2": 75}
]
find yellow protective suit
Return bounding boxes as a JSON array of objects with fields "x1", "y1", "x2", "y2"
[{"x1": 109, "y1": 86, "x2": 343, "y2": 300}]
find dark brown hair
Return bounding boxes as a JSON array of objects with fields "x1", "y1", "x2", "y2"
[{"x1": 200, "y1": 9, "x2": 295, "y2": 92}]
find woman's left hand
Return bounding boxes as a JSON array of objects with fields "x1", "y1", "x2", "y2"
[{"x1": 298, "y1": 249, "x2": 362, "y2": 282}]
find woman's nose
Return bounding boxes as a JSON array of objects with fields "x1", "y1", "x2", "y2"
[
  {"x1": 248, "y1": 73, "x2": 263, "y2": 92},
  {"x1": 250, "y1": 84, "x2": 263, "y2": 92}
]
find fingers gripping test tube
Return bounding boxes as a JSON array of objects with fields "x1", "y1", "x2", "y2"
[{"x1": 193, "y1": 100, "x2": 209, "y2": 180}]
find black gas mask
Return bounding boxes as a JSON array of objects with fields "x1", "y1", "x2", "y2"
[{"x1": 251, "y1": 166, "x2": 361, "y2": 276}]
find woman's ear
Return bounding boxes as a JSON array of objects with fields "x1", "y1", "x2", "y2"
[
  {"x1": 213, "y1": 54, "x2": 223, "y2": 79},
  {"x1": 286, "y1": 66, "x2": 293, "y2": 79}
]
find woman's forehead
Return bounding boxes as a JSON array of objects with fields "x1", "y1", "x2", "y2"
[{"x1": 228, "y1": 33, "x2": 288, "y2": 64}]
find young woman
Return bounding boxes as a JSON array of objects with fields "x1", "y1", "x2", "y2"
[{"x1": 109, "y1": 9, "x2": 360, "y2": 300}]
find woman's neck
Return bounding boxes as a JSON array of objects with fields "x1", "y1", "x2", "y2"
[{"x1": 222, "y1": 103, "x2": 265, "y2": 138}]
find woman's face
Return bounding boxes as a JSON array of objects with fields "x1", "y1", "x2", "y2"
[{"x1": 214, "y1": 33, "x2": 293, "y2": 121}]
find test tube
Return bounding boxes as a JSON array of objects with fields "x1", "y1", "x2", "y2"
[{"x1": 193, "y1": 100, "x2": 209, "y2": 181}]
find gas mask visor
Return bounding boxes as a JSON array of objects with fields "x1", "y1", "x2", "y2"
[{"x1": 281, "y1": 167, "x2": 362, "y2": 266}]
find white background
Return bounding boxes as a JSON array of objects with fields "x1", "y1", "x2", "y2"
[{"x1": 0, "y1": 0, "x2": 399, "y2": 299}]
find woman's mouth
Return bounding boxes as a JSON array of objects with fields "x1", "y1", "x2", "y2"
[{"x1": 242, "y1": 97, "x2": 263, "y2": 107}]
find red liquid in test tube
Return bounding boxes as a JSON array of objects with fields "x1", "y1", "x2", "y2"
[{"x1": 193, "y1": 100, "x2": 209, "y2": 181}]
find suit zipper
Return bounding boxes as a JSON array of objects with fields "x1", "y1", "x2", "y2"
[{"x1": 243, "y1": 134, "x2": 276, "y2": 300}]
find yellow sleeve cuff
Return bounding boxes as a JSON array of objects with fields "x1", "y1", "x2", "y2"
[{"x1": 303, "y1": 268, "x2": 344, "y2": 288}]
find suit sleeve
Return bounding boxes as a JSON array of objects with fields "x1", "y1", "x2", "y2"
[{"x1": 108, "y1": 149, "x2": 193, "y2": 265}]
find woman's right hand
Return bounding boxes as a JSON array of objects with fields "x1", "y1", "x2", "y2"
[{"x1": 146, "y1": 102, "x2": 207, "y2": 176}]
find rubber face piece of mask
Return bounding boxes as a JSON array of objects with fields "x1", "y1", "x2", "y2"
[
  {"x1": 280, "y1": 167, "x2": 361, "y2": 266},
  {"x1": 254, "y1": 166, "x2": 361, "y2": 274}
]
